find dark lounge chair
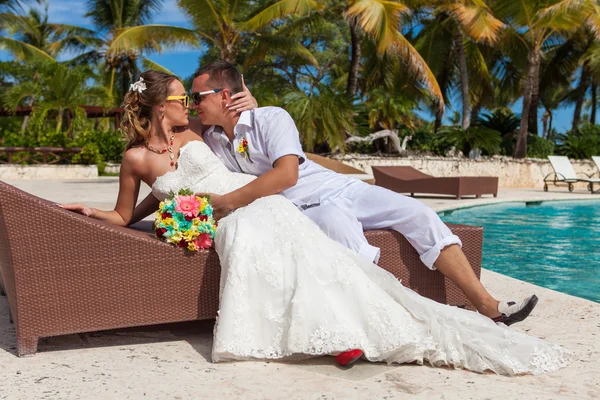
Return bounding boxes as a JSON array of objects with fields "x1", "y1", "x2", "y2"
[{"x1": 372, "y1": 166, "x2": 498, "y2": 199}]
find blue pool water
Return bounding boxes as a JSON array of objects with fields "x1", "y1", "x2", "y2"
[{"x1": 440, "y1": 200, "x2": 600, "y2": 303}]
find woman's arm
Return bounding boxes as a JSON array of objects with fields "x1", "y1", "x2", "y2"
[
  {"x1": 129, "y1": 193, "x2": 160, "y2": 225},
  {"x1": 60, "y1": 155, "x2": 142, "y2": 226}
]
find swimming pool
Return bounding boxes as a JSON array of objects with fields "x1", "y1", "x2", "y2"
[{"x1": 440, "y1": 200, "x2": 600, "y2": 303}]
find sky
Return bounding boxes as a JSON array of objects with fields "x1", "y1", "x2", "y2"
[{"x1": 0, "y1": 0, "x2": 577, "y2": 134}]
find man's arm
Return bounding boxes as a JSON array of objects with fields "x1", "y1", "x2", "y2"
[
  {"x1": 204, "y1": 108, "x2": 303, "y2": 220},
  {"x1": 208, "y1": 155, "x2": 298, "y2": 219}
]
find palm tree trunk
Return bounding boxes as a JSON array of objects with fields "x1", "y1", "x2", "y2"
[
  {"x1": 515, "y1": 50, "x2": 540, "y2": 158},
  {"x1": 20, "y1": 98, "x2": 34, "y2": 134},
  {"x1": 109, "y1": 68, "x2": 116, "y2": 96},
  {"x1": 572, "y1": 64, "x2": 590, "y2": 132},
  {"x1": 548, "y1": 112, "x2": 553, "y2": 137},
  {"x1": 56, "y1": 109, "x2": 64, "y2": 133},
  {"x1": 542, "y1": 110, "x2": 549, "y2": 138},
  {"x1": 590, "y1": 82, "x2": 597, "y2": 125},
  {"x1": 471, "y1": 102, "x2": 481, "y2": 125},
  {"x1": 434, "y1": 108, "x2": 444, "y2": 133},
  {"x1": 528, "y1": 94, "x2": 539, "y2": 136},
  {"x1": 592, "y1": 84, "x2": 597, "y2": 124},
  {"x1": 346, "y1": 18, "x2": 361, "y2": 98},
  {"x1": 453, "y1": 30, "x2": 470, "y2": 130}
]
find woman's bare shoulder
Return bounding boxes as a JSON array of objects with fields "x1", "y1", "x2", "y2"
[{"x1": 121, "y1": 146, "x2": 147, "y2": 172}]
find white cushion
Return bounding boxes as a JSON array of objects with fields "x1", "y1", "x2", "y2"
[{"x1": 548, "y1": 156, "x2": 578, "y2": 180}]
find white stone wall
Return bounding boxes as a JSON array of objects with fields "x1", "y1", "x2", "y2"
[
  {"x1": 84, "y1": 156, "x2": 600, "y2": 188},
  {"x1": 0, "y1": 165, "x2": 98, "y2": 180},
  {"x1": 330, "y1": 155, "x2": 598, "y2": 188}
]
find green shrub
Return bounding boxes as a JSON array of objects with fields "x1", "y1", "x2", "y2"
[
  {"x1": 436, "y1": 126, "x2": 502, "y2": 156},
  {"x1": 557, "y1": 125, "x2": 600, "y2": 159},
  {"x1": 73, "y1": 129, "x2": 125, "y2": 164},
  {"x1": 527, "y1": 135, "x2": 555, "y2": 158}
]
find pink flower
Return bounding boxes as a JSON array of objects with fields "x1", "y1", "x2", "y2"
[
  {"x1": 194, "y1": 233, "x2": 213, "y2": 249},
  {"x1": 174, "y1": 195, "x2": 202, "y2": 218}
]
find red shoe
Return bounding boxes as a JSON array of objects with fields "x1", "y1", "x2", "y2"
[{"x1": 334, "y1": 349, "x2": 363, "y2": 368}]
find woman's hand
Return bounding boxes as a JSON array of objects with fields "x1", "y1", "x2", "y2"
[
  {"x1": 59, "y1": 203, "x2": 96, "y2": 218},
  {"x1": 227, "y1": 75, "x2": 258, "y2": 112}
]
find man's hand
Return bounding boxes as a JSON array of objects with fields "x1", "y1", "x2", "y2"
[{"x1": 200, "y1": 192, "x2": 234, "y2": 221}]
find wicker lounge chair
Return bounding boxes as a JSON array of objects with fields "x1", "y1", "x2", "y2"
[
  {"x1": 305, "y1": 153, "x2": 374, "y2": 184},
  {"x1": 372, "y1": 166, "x2": 498, "y2": 199},
  {"x1": 0, "y1": 180, "x2": 482, "y2": 356},
  {"x1": 544, "y1": 155, "x2": 600, "y2": 193}
]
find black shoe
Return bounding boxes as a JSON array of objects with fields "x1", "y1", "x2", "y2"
[{"x1": 492, "y1": 295, "x2": 539, "y2": 326}]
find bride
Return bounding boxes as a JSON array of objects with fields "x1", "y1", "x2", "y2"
[{"x1": 62, "y1": 70, "x2": 571, "y2": 375}]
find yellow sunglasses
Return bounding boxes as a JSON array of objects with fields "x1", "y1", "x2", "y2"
[{"x1": 166, "y1": 95, "x2": 190, "y2": 108}]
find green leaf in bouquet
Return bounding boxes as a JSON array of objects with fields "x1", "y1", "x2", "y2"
[{"x1": 178, "y1": 188, "x2": 194, "y2": 196}]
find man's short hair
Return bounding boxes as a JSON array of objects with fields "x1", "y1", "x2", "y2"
[{"x1": 194, "y1": 61, "x2": 243, "y2": 94}]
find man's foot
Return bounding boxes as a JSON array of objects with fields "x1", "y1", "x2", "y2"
[
  {"x1": 492, "y1": 295, "x2": 539, "y2": 326},
  {"x1": 335, "y1": 349, "x2": 363, "y2": 368}
]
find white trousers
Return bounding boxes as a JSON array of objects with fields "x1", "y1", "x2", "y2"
[{"x1": 301, "y1": 184, "x2": 461, "y2": 269}]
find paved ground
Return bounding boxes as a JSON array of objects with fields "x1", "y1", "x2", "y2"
[{"x1": 1, "y1": 179, "x2": 599, "y2": 399}]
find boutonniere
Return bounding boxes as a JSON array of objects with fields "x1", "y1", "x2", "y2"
[{"x1": 237, "y1": 137, "x2": 252, "y2": 162}]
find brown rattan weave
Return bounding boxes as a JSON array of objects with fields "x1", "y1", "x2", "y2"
[{"x1": 0, "y1": 180, "x2": 482, "y2": 357}]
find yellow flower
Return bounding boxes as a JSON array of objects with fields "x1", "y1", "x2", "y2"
[
  {"x1": 237, "y1": 142, "x2": 245, "y2": 153},
  {"x1": 182, "y1": 229, "x2": 199, "y2": 242},
  {"x1": 162, "y1": 218, "x2": 178, "y2": 229},
  {"x1": 187, "y1": 241, "x2": 199, "y2": 251},
  {"x1": 197, "y1": 197, "x2": 209, "y2": 213},
  {"x1": 168, "y1": 231, "x2": 183, "y2": 243}
]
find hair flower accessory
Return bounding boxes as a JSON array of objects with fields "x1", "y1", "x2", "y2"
[{"x1": 129, "y1": 77, "x2": 146, "y2": 93}]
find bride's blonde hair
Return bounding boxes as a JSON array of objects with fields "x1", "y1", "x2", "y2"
[{"x1": 121, "y1": 70, "x2": 179, "y2": 150}]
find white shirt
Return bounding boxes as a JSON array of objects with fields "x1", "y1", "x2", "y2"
[{"x1": 203, "y1": 107, "x2": 365, "y2": 206}]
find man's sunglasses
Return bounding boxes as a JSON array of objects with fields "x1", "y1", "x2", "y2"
[
  {"x1": 166, "y1": 95, "x2": 190, "y2": 108},
  {"x1": 190, "y1": 89, "x2": 224, "y2": 106}
]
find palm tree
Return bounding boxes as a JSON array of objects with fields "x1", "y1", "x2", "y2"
[
  {"x1": 80, "y1": 0, "x2": 199, "y2": 99},
  {"x1": 0, "y1": 1, "x2": 97, "y2": 62},
  {"x1": 491, "y1": 0, "x2": 600, "y2": 158},
  {"x1": 107, "y1": 0, "x2": 318, "y2": 79},
  {"x1": 411, "y1": 0, "x2": 503, "y2": 130},
  {"x1": 3, "y1": 62, "x2": 111, "y2": 136},
  {"x1": 284, "y1": 86, "x2": 355, "y2": 151},
  {"x1": 244, "y1": 0, "x2": 444, "y2": 106}
]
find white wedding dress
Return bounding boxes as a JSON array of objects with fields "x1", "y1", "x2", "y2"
[{"x1": 152, "y1": 140, "x2": 571, "y2": 375}]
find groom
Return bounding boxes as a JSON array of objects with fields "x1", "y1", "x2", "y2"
[{"x1": 189, "y1": 61, "x2": 537, "y2": 326}]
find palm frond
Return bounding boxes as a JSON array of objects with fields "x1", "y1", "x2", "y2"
[
  {"x1": 284, "y1": 88, "x2": 354, "y2": 151},
  {"x1": 387, "y1": 31, "x2": 444, "y2": 109},
  {"x1": 490, "y1": 0, "x2": 539, "y2": 30},
  {"x1": 245, "y1": 35, "x2": 318, "y2": 67},
  {"x1": 442, "y1": 2, "x2": 505, "y2": 44},
  {"x1": 107, "y1": 24, "x2": 199, "y2": 55},
  {"x1": 177, "y1": 0, "x2": 228, "y2": 31},
  {"x1": 0, "y1": 36, "x2": 55, "y2": 62},
  {"x1": 243, "y1": 0, "x2": 323, "y2": 31},
  {"x1": 346, "y1": 0, "x2": 410, "y2": 50},
  {"x1": 536, "y1": 0, "x2": 595, "y2": 33},
  {"x1": 141, "y1": 58, "x2": 176, "y2": 76}
]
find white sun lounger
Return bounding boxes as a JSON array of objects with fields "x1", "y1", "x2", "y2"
[
  {"x1": 544, "y1": 156, "x2": 600, "y2": 193},
  {"x1": 592, "y1": 156, "x2": 600, "y2": 178}
]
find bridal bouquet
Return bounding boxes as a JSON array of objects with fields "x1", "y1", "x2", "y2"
[{"x1": 153, "y1": 188, "x2": 217, "y2": 251}]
